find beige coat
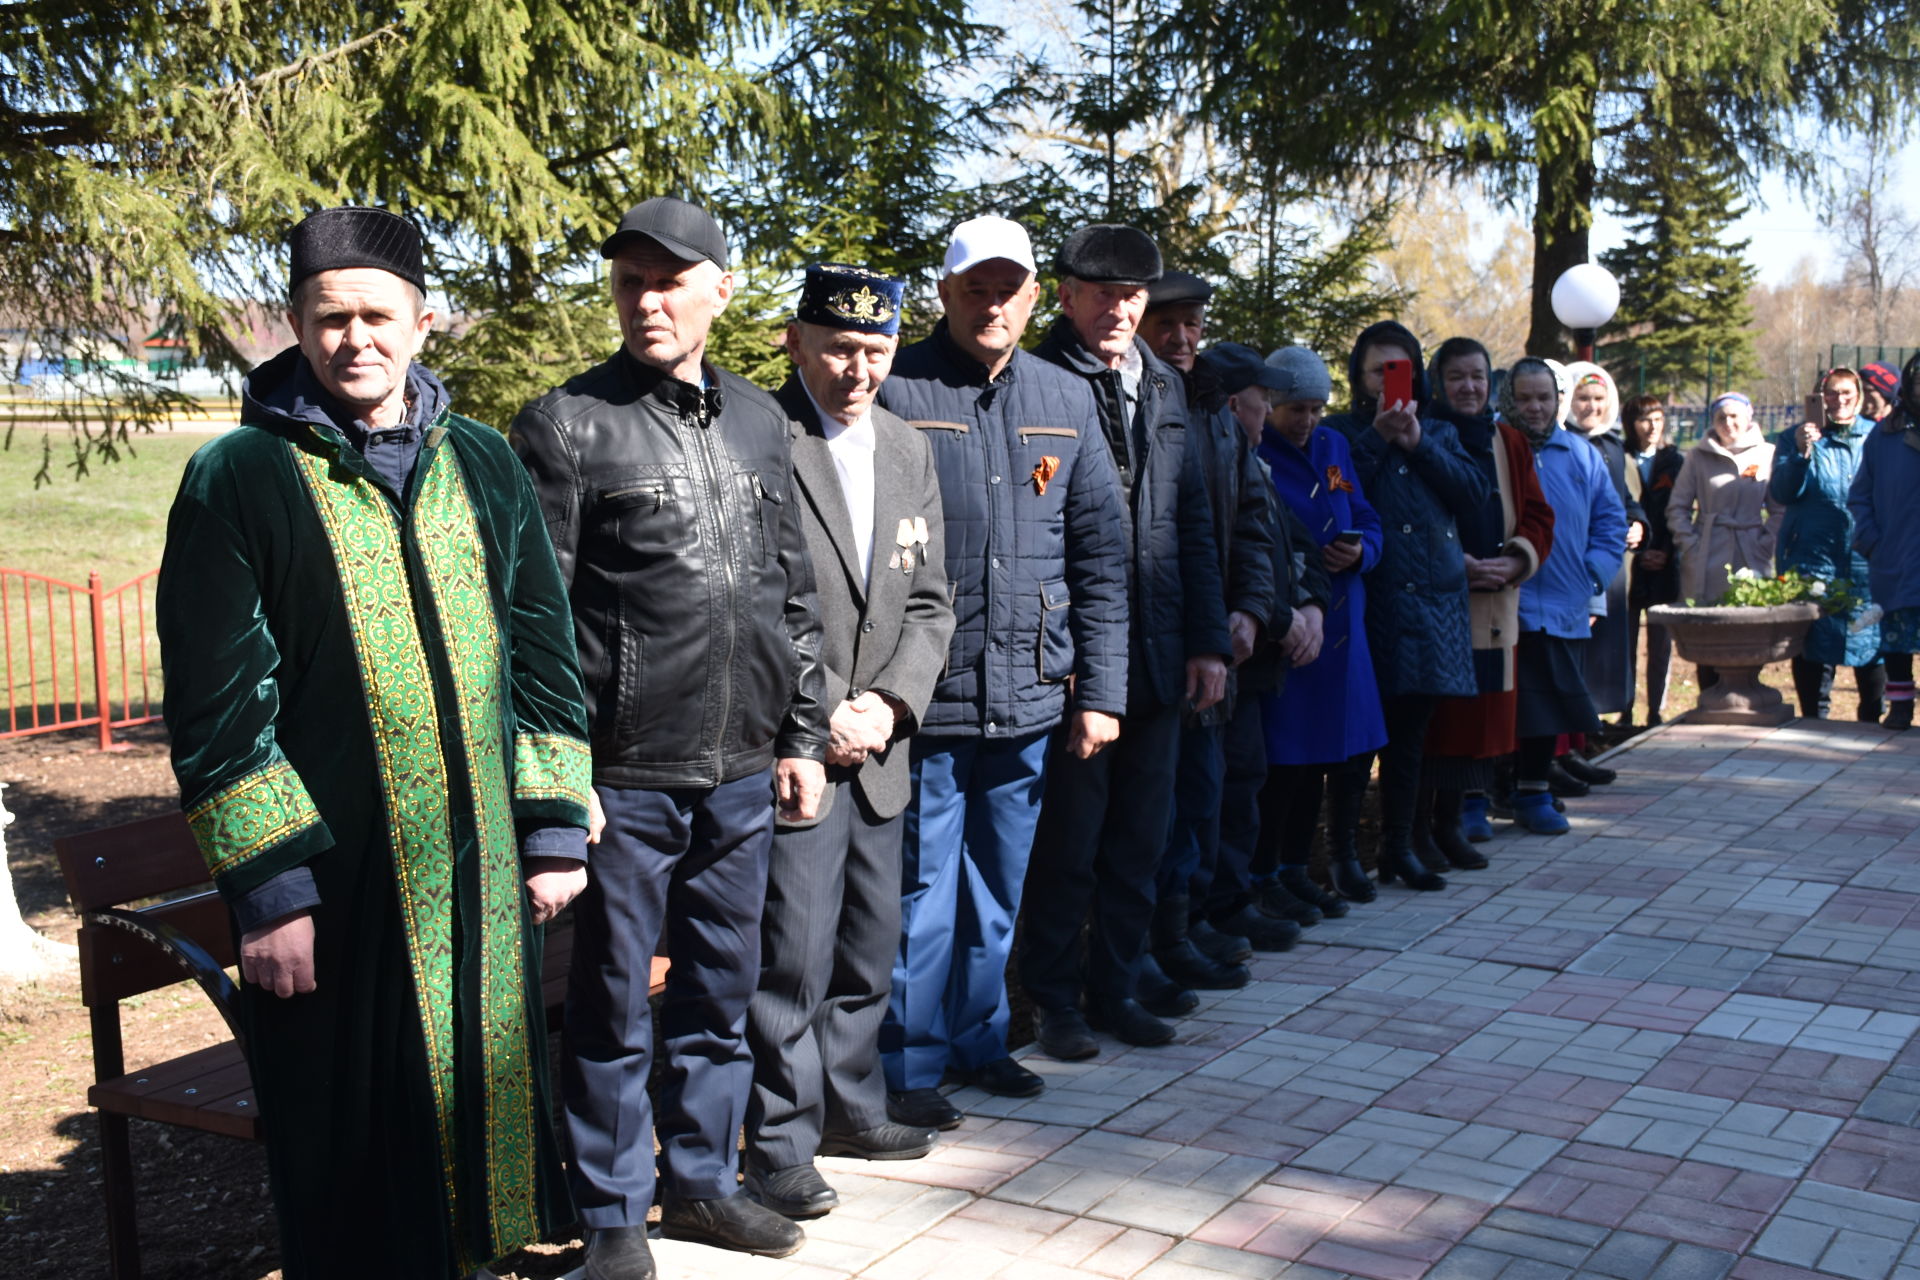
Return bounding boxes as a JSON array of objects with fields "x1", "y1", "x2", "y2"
[{"x1": 1668, "y1": 432, "x2": 1781, "y2": 605}]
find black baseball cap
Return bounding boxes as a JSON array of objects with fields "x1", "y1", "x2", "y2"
[
  {"x1": 600, "y1": 196, "x2": 730, "y2": 269},
  {"x1": 1200, "y1": 342, "x2": 1290, "y2": 397}
]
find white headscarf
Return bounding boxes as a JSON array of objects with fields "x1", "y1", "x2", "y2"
[{"x1": 1561, "y1": 360, "x2": 1620, "y2": 436}]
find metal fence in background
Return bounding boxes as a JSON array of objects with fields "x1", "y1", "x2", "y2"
[{"x1": 1, "y1": 566, "x2": 162, "y2": 751}]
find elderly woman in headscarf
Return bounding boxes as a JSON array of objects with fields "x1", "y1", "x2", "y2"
[
  {"x1": 1416, "y1": 337, "x2": 1555, "y2": 864},
  {"x1": 1849, "y1": 354, "x2": 1920, "y2": 729},
  {"x1": 1501, "y1": 358, "x2": 1626, "y2": 834},
  {"x1": 1669, "y1": 391, "x2": 1781, "y2": 608},
  {"x1": 1772, "y1": 367, "x2": 1884, "y2": 720},
  {"x1": 1563, "y1": 362, "x2": 1647, "y2": 751}
]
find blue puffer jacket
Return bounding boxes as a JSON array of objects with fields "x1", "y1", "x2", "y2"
[
  {"x1": 1325, "y1": 321, "x2": 1487, "y2": 700},
  {"x1": 876, "y1": 322, "x2": 1131, "y2": 737},
  {"x1": 1848, "y1": 407, "x2": 1920, "y2": 613},
  {"x1": 1032, "y1": 319, "x2": 1230, "y2": 712},
  {"x1": 1771, "y1": 418, "x2": 1879, "y2": 666}
]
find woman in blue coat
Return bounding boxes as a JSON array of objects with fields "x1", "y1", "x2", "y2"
[
  {"x1": 1254, "y1": 346, "x2": 1388, "y2": 906},
  {"x1": 1504, "y1": 358, "x2": 1627, "y2": 834},
  {"x1": 1772, "y1": 366, "x2": 1883, "y2": 720},
  {"x1": 1323, "y1": 321, "x2": 1488, "y2": 892},
  {"x1": 1848, "y1": 355, "x2": 1920, "y2": 730}
]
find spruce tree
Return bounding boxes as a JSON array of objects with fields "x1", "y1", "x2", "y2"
[{"x1": 1599, "y1": 106, "x2": 1759, "y2": 399}]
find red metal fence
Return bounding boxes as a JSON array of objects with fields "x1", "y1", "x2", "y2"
[{"x1": 1, "y1": 567, "x2": 161, "y2": 751}]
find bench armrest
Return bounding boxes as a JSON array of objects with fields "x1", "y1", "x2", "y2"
[{"x1": 86, "y1": 908, "x2": 246, "y2": 1049}]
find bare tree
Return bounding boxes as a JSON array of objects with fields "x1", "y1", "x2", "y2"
[{"x1": 1825, "y1": 135, "x2": 1920, "y2": 345}]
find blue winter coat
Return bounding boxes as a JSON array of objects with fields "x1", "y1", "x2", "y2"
[
  {"x1": 1848, "y1": 408, "x2": 1920, "y2": 614},
  {"x1": 1325, "y1": 321, "x2": 1487, "y2": 699},
  {"x1": 875, "y1": 321, "x2": 1131, "y2": 737},
  {"x1": 1771, "y1": 419, "x2": 1879, "y2": 665},
  {"x1": 1256, "y1": 424, "x2": 1388, "y2": 765},
  {"x1": 1519, "y1": 424, "x2": 1628, "y2": 640},
  {"x1": 1032, "y1": 321, "x2": 1232, "y2": 711}
]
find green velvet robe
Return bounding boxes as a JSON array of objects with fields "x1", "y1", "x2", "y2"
[{"x1": 158, "y1": 371, "x2": 592, "y2": 1278}]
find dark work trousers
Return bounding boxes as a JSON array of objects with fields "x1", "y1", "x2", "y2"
[
  {"x1": 1203, "y1": 694, "x2": 1267, "y2": 919},
  {"x1": 1158, "y1": 717, "x2": 1225, "y2": 902},
  {"x1": 1021, "y1": 702, "x2": 1183, "y2": 1012},
  {"x1": 564, "y1": 770, "x2": 775, "y2": 1226},
  {"x1": 746, "y1": 780, "x2": 904, "y2": 1170},
  {"x1": 882, "y1": 731, "x2": 1052, "y2": 1091},
  {"x1": 1370, "y1": 695, "x2": 1438, "y2": 848}
]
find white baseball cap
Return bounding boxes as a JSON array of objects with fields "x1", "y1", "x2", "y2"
[{"x1": 942, "y1": 216, "x2": 1037, "y2": 278}]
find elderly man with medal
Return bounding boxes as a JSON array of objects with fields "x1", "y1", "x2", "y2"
[{"x1": 743, "y1": 264, "x2": 957, "y2": 1219}]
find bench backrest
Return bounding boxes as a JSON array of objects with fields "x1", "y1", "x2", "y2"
[{"x1": 54, "y1": 811, "x2": 235, "y2": 1008}]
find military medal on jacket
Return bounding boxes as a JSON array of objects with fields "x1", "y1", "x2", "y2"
[{"x1": 891, "y1": 515, "x2": 929, "y2": 571}]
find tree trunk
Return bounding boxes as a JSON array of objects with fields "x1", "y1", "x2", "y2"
[
  {"x1": 1526, "y1": 79, "x2": 1599, "y2": 359},
  {"x1": 0, "y1": 782, "x2": 76, "y2": 984}
]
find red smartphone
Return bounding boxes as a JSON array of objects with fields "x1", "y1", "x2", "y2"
[{"x1": 1381, "y1": 358, "x2": 1414, "y2": 408}]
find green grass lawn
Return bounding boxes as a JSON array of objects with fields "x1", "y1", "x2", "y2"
[{"x1": 2, "y1": 427, "x2": 207, "y2": 728}]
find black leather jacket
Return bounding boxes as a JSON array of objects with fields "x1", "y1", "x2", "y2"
[{"x1": 510, "y1": 348, "x2": 830, "y2": 788}]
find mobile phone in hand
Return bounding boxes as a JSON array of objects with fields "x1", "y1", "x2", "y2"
[
  {"x1": 1804, "y1": 392, "x2": 1823, "y2": 427},
  {"x1": 1381, "y1": 359, "x2": 1414, "y2": 408},
  {"x1": 1333, "y1": 530, "x2": 1363, "y2": 546}
]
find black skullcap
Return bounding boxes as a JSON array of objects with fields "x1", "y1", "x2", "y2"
[
  {"x1": 1055, "y1": 225, "x2": 1163, "y2": 287},
  {"x1": 1147, "y1": 269, "x2": 1213, "y2": 310},
  {"x1": 600, "y1": 196, "x2": 730, "y2": 269},
  {"x1": 796, "y1": 264, "x2": 905, "y2": 335},
  {"x1": 288, "y1": 207, "x2": 426, "y2": 294}
]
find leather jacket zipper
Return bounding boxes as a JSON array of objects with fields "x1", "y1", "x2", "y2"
[{"x1": 691, "y1": 395, "x2": 737, "y2": 786}]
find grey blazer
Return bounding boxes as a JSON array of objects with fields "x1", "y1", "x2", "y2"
[{"x1": 776, "y1": 379, "x2": 956, "y2": 826}]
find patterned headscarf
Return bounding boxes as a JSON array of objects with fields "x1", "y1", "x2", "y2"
[{"x1": 1499, "y1": 357, "x2": 1562, "y2": 446}]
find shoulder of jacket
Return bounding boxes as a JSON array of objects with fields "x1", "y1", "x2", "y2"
[{"x1": 520, "y1": 356, "x2": 624, "y2": 431}]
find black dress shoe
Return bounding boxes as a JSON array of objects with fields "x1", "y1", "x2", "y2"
[
  {"x1": 1188, "y1": 917, "x2": 1253, "y2": 964},
  {"x1": 1327, "y1": 858, "x2": 1377, "y2": 903},
  {"x1": 817, "y1": 1121, "x2": 939, "y2": 1160},
  {"x1": 745, "y1": 1163, "x2": 839, "y2": 1218},
  {"x1": 1156, "y1": 938, "x2": 1249, "y2": 989},
  {"x1": 660, "y1": 1191, "x2": 803, "y2": 1256},
  {"x1": 1559, "y1": 754, "x2": 1617, "y2": 785},
  {"x1": 583, "y1": 1224, "x2": 656, "y2": 1280},
  {"x1": 1375, "y1": 846, "x2": 1446, "y2": 891},
  {"x1": 1214, "y1": 905, "x2": 1301, "y2": 952},
  {"x1": 1545, "y1": 759, "x2": 1591, "y2": 797},
  {"x1": 954, "y1": 1056, "x2": 1044, "y2": 1097},
  {"x1": 1430, "y1": 821, "x2": 1489, "y2": 870},
  {"x1": 886, "y1": 1087, "x2": 963, "y2": 1131},
  {"x1": 1036, "y1": 1006, "x2": 1099, "y2": 1060},
  {"x1": 1254, "y1": 877, "x2": 1321, "y2": 926},
  {"x1": 1089, "y1": 997, "x2": 1175, "y2": 1046},
  {"x1": 1134, "y1": 957, "x2": 1200, "y2": 1018}
]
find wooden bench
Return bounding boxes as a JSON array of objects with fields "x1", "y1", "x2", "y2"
[{"x1": 56, "y1": 810, "x2": 666, "y2": 1280}]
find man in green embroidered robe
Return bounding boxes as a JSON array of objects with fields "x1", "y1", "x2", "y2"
[{"x1": 157, "y1": 207, "x2": 594, "y2": 1279}]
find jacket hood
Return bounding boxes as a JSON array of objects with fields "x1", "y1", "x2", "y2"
[
  {"x1": 1346, "y1": 319, "x2": 1427, "y2": 416},
  {"x1": 243, "y1": 345, "x2": 449, "y2": 435}
]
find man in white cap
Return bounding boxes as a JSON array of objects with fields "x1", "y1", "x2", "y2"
[{"x1": 873, "y1": 216, "x2": 1130, "y2": 1128}]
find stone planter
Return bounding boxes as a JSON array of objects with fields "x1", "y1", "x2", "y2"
[{"x1": 1646, "y1": 602, "x2": 1821, "y2": 725}]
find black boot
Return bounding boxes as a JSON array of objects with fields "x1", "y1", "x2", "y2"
[
  {"x1": 1886, "y1": 700, "x2": 1914, "y2": 731},
  {"x1": 1152, "y1": 893, "x2": 1249, "y2": 990},
  {"x1": 1376, "y1": 844, "x2": 1447, "y2": 891},
  {"x1": 1791, "y1": 656, "x2": 1833, "y2": 720},
  {"x1": 1189, "y1": 914, "x2": 1253, "y2": 965},
  {"x1": 1276, "y1": 865, "x2": 1350, "y2": 919},
  {"x1": 1559, "y1": 753, "x2": 1617, "y2": 786},
  {"x1": 1213, "y1": 904, "x2": 1301, "y2": 952},
  {"x1": 1546, "y1": 758, "x2": 1591, "y2": 797},
  {"x1": 1325, "y1": 767, "x2": 1375, "y2": 903},
  {"x1": 1856, "y1": 663, "x2": 1887, "y2": 723},
  {"x1": 1429, "y1": 789, "x2": 1488, "y2": 870},
  {"x1": 1410, "y1": 785, "x2": 1448, "y2": 873}
]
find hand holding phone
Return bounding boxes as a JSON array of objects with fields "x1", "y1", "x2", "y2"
[{"x1": 1381, "y1": 359, "x2": 1414, "y2": 409}]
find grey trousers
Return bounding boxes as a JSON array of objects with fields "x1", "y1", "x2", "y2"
[{"x1": 746, "y1": 779, "x2": 905, "y2": 1169}]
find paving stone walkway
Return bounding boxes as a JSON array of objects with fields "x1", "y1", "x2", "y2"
[{"x1": 644, "y1": 719, "x2": 1920, "y2": 1280}]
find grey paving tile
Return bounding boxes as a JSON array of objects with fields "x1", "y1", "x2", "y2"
[
  {"x1": 1857, "y1": 1064, "x2": 1920, "y2": 1126},
  {"x1": 1448, "y1": 1012, "x2": 1680, "y2": 1083},
  {"x1": 1576, "y1": 1086, "x2": 1843, "y2": 1178},
  {"x1": 1293, "y1": 1108, "x2": 1564, "y2": 1204},
  {"x1": 1344, "y1": 952, "x2": 1555, "y2": 1010},
  {"x1": 1691, "y1": 993, "x2": 1920, "y2": 1060},
  {"x1": 1782, "y1": 919, "x2": 1920, "y2": 972}
]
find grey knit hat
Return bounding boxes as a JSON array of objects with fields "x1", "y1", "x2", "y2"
[{"x1": 1264, "y1": 346, "x2": 1333, "y2": 404}]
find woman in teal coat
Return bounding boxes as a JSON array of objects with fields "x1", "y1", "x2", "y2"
[{"x1": 1771, "y1": 366, "x2": 1883, "y2": 720}]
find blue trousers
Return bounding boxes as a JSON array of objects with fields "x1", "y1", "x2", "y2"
[
  {"x1": 563, "y1": 770, "x2": 774, "y2": 1226},
  {"x1": 881, "y1": 731, "x2": 1050, "y2": 1091}
]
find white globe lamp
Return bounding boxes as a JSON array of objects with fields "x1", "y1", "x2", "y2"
[{"x1": 1551, "y1": 264, "x2": 1620, "y2": 361}]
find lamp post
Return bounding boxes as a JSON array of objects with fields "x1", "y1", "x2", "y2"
[{"x1": 1550, "y1": 263, "x2": 1620, "y2": 363}]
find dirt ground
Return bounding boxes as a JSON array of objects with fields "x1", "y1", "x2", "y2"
[{"x1": 0, "y1": 645, "x2": 1877, "y2": 1278}]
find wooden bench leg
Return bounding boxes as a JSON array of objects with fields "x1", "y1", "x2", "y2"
[{"x1": 99, "y1": 1111, "x2": 141, "y2": 1280}]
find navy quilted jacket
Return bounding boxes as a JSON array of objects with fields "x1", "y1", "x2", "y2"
[
  {"x1": 875, "y1": 322, "x2": 1130, "y2": 737},
  {"x1": 1326, "y1": 321, "x2": 1487, "y2": 700}
]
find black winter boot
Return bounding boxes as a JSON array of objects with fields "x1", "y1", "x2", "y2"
[
  {"x1": 1151, "y1": 893, "x2": 1249, "y2": 990},
  {"x1": 1410, "y1": 785, "x2": 1449, "y2": 873},
  {"x1": 1856, "y1": 663, "x2": 1887, "y2": 723},
  {"x1": 1276, "y1": 865, "x2": 1350, "y2": 919},
  {"x1": 1429, "y1": 789, "x2": 1488, "y2": 870},
  {"x1": 1325, "y1": 766, "x2": 1375, "y2": 903}
]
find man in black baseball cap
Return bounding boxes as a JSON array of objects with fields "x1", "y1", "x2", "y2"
[{"x1": 514, "y1": 198, "x2": 831, "y2": 1276}]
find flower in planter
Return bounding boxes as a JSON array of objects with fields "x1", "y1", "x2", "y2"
[{"x1": 1701, "y1": 567, "x2": 1856, "y2": 614}]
